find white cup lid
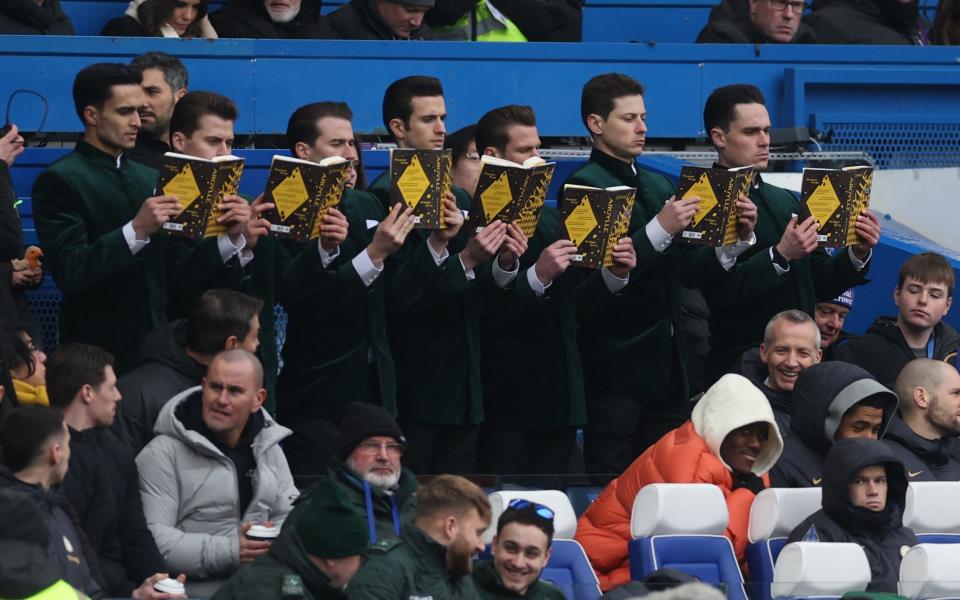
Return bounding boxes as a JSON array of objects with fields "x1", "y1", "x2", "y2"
[
  {"x1": 247, "y1": 525, "x2": 280, "y2": 538},
  {"x1": 153, "y1": 578, "x2": 185, "y2": 594}
]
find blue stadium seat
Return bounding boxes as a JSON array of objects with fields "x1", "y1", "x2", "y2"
[
  {"x1": 628, "y1": 483, "x2": 746, "y2": 600},
  {"x1": 566, "y1": 485, "x2": 602, "y2": 517},
  {"x1": 771, "y1": 541, "x2": 870, "y2": 599},
  {"x1": 902, "y1": 481, "x2": 960, "y2": 544},
  {"x1": 899, "y1": 543, "x2": 960, "y2": 599}
]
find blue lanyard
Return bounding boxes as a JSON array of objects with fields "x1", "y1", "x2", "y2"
[
  {"x1": 928, "y1": 336, "x2": 935, "y2": 359},
  {"x1": 362, "y1": 480, "x2": 401, "y2": 544}
]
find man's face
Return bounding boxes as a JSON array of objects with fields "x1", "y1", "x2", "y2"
[
  {"x1": 301, "y1": 116, "x2": 359, "y2": 188},
  {"x1": 376, "y1": 0, "x2": 429, "y2": 38},
  {"x1": 835, "y1": 404, "x2": 884, "y2": 440},
  {"x1": 446, "y1": 508, "x2": 489, "y2": 577},
  {"x1": 491, "y1": 523, "x2": 551, "y2": 595},
  {"x1": 89, "y1": 84, "x2": 143, "y2": 154},
  {"x1": 89, "y1": 365, "x2": 122, "y2": 427},
  {"x1": 759, "y1": 319, "x2": 821, "y2": 392},
  {"x1": 139, "y1": 68, "x2": 180, "y2": 139},
  {"x1": 848, "y1": 464, "x2": 887, "y2": 512},
  {"x1": 394, "y1": 95, "x2": 447, "y2": 150},
  {"x1": 200, "y1": 358, "x2": 264, "y2": 442},
  {"x1": 719, "y1": 421, "x2": 769, "y2": 475},
  {"x1": 814, "y1": 303, "x2": 850, "y2": 348},
  {"x1": 895, "y1": 277, "x2": 952, "y2": 332},
  {"x1": 712, "y1": 102, "x2": 771, "y2": 170},
  {"x1": 924, "y1": 366, "x2": 960, "y2": 437},
  {"x1": 589, "y1": 94, "x2": 647, "y2": 163},
  {"x1": 501, "y1": 124, "x2": 542, "y2": 165},
  {"x1": 307, "y1": 555, "x2": 364, "y2": 590},
  {"x1": 345, "y1": 435, "x2": 403, "y2": 490},
  {"x1": 264, "y1": 0, "x2": 301, "y2": 23},
  {"x1": 172, "y1": 114, "x2": 235, "y2": 160},
  {"x1": 749, "y1": 0, "x2": 802, "y2": 43},
  {"x1": 452, "y1": 140, "x2": 481, "y2": 197}
]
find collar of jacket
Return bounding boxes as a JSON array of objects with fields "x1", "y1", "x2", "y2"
[
  {"x1": 472, "y1": 559, "x2": 549, "y2": 598},
  {"x1": 886, "y1": 414, "x2": 952, "y2": 466},
  {"x1": 588, "y1": 147, "x2": 637, "y2": 186},
  {"x1": 404, "y1": 525, "x2": 450, "y2": 570},
  {"x1": 76, "y1": 139, "x2": 126, "y2": 170}
]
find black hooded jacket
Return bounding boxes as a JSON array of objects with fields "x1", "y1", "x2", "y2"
[
  {"x1": 0, "y1": 488, "x2": 63, "y2": 598},
  {"x1": 805, "y1": 0, "x2": 925, "y2": 44},
  {"x1": 329, "y1": 0, "x2": 431, "y2": 39},
  {"x1": 770, "y1": 361, "x2": 898, "y2": 487},
  {"x1": 787, "y1": 438, "x2": 918, "y2": 592},
  {"x1": 210, "y1": 0, "x2": 339, "y2": 38},
  {"x1": 734, "y1": 347, "x2": 793, "y2": 436},
  {"x1": 117, "y1": 319, "x2": 207, "y2": 452},
  {"x1": 696, "y1": 14, "x2": 817, "y2": 43},
  {"x1": 833, "y1": 317, "x2": 960, "y2": 389},
  {"x1": 882, "y1": 413, "x2": 960, "y2": 482},
  {"x1": 0, "y1": 0, "x2": 73, "y2": 34}
]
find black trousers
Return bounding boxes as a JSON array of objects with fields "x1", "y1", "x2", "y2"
[
  {"x1": 399, "y1": 422, "x2": 480, "y2": 475},
  {"x1": 478, "y1": 425, "x2": 577, "y2": 475}
]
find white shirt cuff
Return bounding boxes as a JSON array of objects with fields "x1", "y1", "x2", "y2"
[
  {"x1": 715, "y1": 232, "x2": 757, "y2": 271},
  {"x1": 526, "y1": 267, "x2": 552, "y2": 297},
  {"x1": 601, "y1": 266, "x2": 630, "y2": 293},
  {"x1": 427, "y1": 239, "x2": 449, "y2": 266},
  {"x1": 352, "y1": 248, "x2": 383, "y2": 287},
  {"x1": 769, "y1": 247, "x2": 790, "y2": 275},
  {"x1": 491, "y1": 254, "x2": 519, "y2": 289},
  {"x1": 318, "y1": 242, "x2": 340, "y2": 268},
  {"x1": 848, "y1": 246, "x2": 871, "y2": 270},
  {"x1": 122, "y1": 221, "x2": 150, "y2": 255},
  {"x1": 217, "y1": 233, "x2": 247, "y2": 264},
  {"x1": 458, "y1": 256, "x2": 476, "y2": 281},
  {"x1": 646, "y1": 217, "x2": 672, "y2": 253}
]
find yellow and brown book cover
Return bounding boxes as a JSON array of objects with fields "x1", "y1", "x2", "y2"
[
  {"x1": 261, "y1": 155, "x2": 352, "y2": 241},
  {"x1": 677, "y1": 165, "x2": 755, "y2": 247},
  {"x1": 798, "y1": 165, "x2": 874, "y2": 248},
  {"x1": 558, "y1": 184, "x2": 636, "y2": 269},
  {"x1": 389, "y1": 148, "x2": 452, "y2": 229},
  {"x1": 157, "y1": 152, "x2": 245, "y2": 240},
  {"x1": 466, "y1": 155, "x2": 556, "y2": 238}
]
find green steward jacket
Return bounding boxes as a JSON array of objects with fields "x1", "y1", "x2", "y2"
[
  {"x1": 472, "y1": 561, "x2": 566, "y2": 600},
  {"x1": 347, "y1": 525, "x2": 480, "y2": 600}
]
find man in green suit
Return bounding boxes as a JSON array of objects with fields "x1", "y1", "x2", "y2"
[
  {"x1": 696, "y1": 83, "x2": 879, "y2": 381},
  {"x1": 564, "y1": 73, "x2": 760, "y2": 474}
]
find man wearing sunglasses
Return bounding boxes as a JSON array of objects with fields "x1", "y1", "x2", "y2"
[
  {"x1": 474, "y1": 499, "x2": 565, "y2": 599},
  {"x1": 697, "y1": 0, "x2": 816, "y2": 43}
]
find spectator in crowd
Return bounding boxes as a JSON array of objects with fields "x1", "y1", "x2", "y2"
[
  {"x1": 931, "y1": 0, "x2": 960, "y2": 43},
  {"x1": 473, "y1": 498, "x2": 565, "y2": 599},
  {"x1": 102, "y1": 0, "x2": 218, "y2": 37},
  {"x1": 806, "y1": 0, "x2": 929, "y2": 44},
  {"x1": 428, "y1": 0, "x2": 582, "y2": 41},
  {"x1": 835, "y1": 252, "x2": 958, "y2": 388},
  {"x1": 696, "y1": 0, "x2": 816, "y2": 43},
  {"x1": 137, "y1": 349, "x2": 298, "y2": 596},
  {"x1": 446, "y1": 124, "x2": 480, "y2": 197},
  {"x1": 2, "y1": 321, "x2": 49, "y2": 406},
  {"x1": 49, "y1": 343, "x2": 170, "y2": 598},
  {"x1": 32, "y1": 64, "x2": 250, "y2": 375},
  {"x1": 119, "y1": 289, "x2": 263, "y2": 452},
  {"x1": 691, "y1": 83, "x2": 877, "y2": 381},
  {"x1": 770, "y1": 361, "x2": 898, "y2": 487},
  {"x1": 278, "y1": 101, "x2": 414, "y2": 476},
  {"x1": 210, "y1": 0, "x2": 338, "y2": 38},
  {"x1": 0, "y1": 125, "x2": 43, "y2": 324},
  {"x1": 816, "y1": 289, "x2": 857, "y2": 360},
  {"x1": 575, "y1": 374, "x2": 784, "y2": 591},
  {"x1": 886, "y1": 358, "x2": 960, "y2": 480},
  {"x1": 347, "y1": 474, "x2": 491, "y2": 599},
  {"x1": 126, "y1": 52, "x2": 189, "y2": 170},
  {"x1": 211, "y1": 480, "x2": 369, "y2": 600},
  {"x1": 788, "y1": 438, "x2": 917, "y2": 592},
  {"x1": 736, "y1": 310, "x2": 822, "y2": 434},
  {"x1": 330, "y1": 0, "x2": 433, "y2": 39},
  {"x1": 0, "y1": 0, "x2": 73, "y2": 34}
]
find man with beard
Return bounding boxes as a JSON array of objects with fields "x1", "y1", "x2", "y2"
[
  {"x1": 788, "y1": 438, "x2": 918, "y2": 592},
  {"x1": 347, "y1": 474, "x2": 491, "y2": 599},
  {"x1": 886, "y1": 358, "x2": 960, "y2": 480},
  {"x1": 806, "y1": 0, "x2": 930, "y2": 44},
  {"x1": 815, "y1": 290, "x2": 857, "y2": 361},
  {"x1": 127, "y1": 52, "x2": 188, "y2": 170},
  {"x1": 211, "y1": 0, "x2": 338, "y2": 38}
]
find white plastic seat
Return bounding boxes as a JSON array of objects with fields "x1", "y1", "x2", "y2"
[
  {"x1": 899, "y1": 543, "x2": 960, "y2": 599},
  {"x1": 902, "y1": 481, "x2": 960, "y2": 540},
  {"x1": 748, "y1": 487, "x2": 823, "y2": 543},
  {"x1": 771, "y1": 541, "x2": 870, "y2": 598},
  {"x1": 486, "y1": 489, "x2": 577, "y2": 543},
  {"x1": 631, "y1": 483, "x2": 727, "y2": 538}
]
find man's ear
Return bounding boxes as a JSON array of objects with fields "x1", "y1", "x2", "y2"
[
  {"x1": 442, "y1": 515, "x2": 459, "y2": 542},
  {"x1": 747, "y1": 0, "x2": 759, "y2": 17},
  {"x1": 388, "y1": 118, "x2": 406, "y2": 143},
  {"x1": 544, "y1": 545, "x2": 553, "y2": 564},
  {"x1": 914, "y1": 386, "x2": 929, "y2": 410},
  {"x1": 83, "y1": 106, "x2": 99, "y2": 129},
  {"x1": 174, "y1": 88, "x2": 188, "y2": 101},
  {"x1": 893, "y1": 286, "x2": 901, "y2": 308},
  {"x1": 759, "y1": 344, "x2": 769, "y2": 364},
  {"x1": 294, "y1": 141, "x2": 312, "y2": 161},
  {"x1": 252, "y1": 388, "x2": 266, "y2": 413},
  {"x1": 944, "y1": 295, "x2": 953, "y2": 316},
  {"x1": 709, "y1": 127, "x2": 726, "y2": 149},
  {"x1": 171, "y1": 131, "x2": 186, "y2": 152},
  {"x1": 80, "y1": 383, "x2": 94, "y2": 404},
  {"x1": 814, "y1": 348, "x2": 823, "y2": 364},
  {"x1": 224, "y1": 335, "x2": 239, "y2": 350},
  {"x1": 482, "y1": 147, "x2": 498, "y2": 158},
  {"x1": 585, "y1": 113, "x2": 604, "y2": 137}
]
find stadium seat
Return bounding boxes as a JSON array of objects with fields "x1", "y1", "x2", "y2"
[
  {"x1": 628, "y1": 483, "x2": 746, "y2": 600},
  {"x1": 486, "y1": 490, "x2": 601, "y2": 600},
  {"x1": 902, "y1": 481, "x2": 960, "y2": 544},
  {"x1": 746, "y1": 487, "x2": 823, "y2": 600},
  {"x1": 566, "y1": 485, "x2": 602, "y2": 517},
  {"x1": 771, "y1": 541, "x2": 870, "y2": 599},
  {"x1": 899, "y1": 543, "x2": 960, "y2": 600}
]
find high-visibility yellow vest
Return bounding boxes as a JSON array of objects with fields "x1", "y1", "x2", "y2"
[
  {"x1": 431, "y1": 0, "x2": 528, "y2": 42},
  {"x1": 18, "y1": 580, "x2": 88, "y2": 600}
]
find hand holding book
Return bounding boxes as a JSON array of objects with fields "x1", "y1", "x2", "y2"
[
  {"x1": 734, "y1": 195, "x2": 758, "y2": 242},
  {"x1": 217, "y1": 194, "x2": 252, "y2": 241},
  {"x1": 777, "y1": 214, "x2": 819, "y2": 261},
  {"x1": 317, "y1": 207, "x2": 349, "y2": 252},
  {"x1": 607, "y1": 237, "x2": 637, "y2": 278},
  {"x1": 657, "y1": 195, "x2": 702, "y2": 235},
  {"x1": 851, "y1": 211, "x2": 880, "y2": 259},
  {"x1": 427, "y1": 193, "x2": 464, "y2": 249},
  {"x1": 368, "y1": 203, "x2": 417, "y2": 267},
  {"x1": 534, "y1": 240, "x2": 579, "y2": 285},
  {"x1": 132, "y1": 195, "x2": 183, "y2": 239},
  {"x1": 497, "y1": 223, "x2": 528, "y2": 270},
  {"x1": 460, "y1": 220, "x2": 506, "y2": 272},
  {"x1": 244, "y1": 195, "x2": 273, "y2": 250}
]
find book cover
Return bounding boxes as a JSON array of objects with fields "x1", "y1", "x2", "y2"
[
  {"x1": 157, "y1": 152, "x2": 245, "y2": 240},
  {"x1": 676, "y1": 165, "x2": 755, "y2": 247},
  {"x1": 798, "y1": 165, "x2": 874, "y2": 248},
  {"x1": 558, "y1": 184, "x2": 636, "y2": 269},
  {"x1": 465, "y1": 155, "x2": 556, "y2": 238},
  {"x1": 261, "y1": 155, "x2": 352, "y2": 242},
  {"x1": 389, "y1": 148, "x2": 452, "y2": 229}
]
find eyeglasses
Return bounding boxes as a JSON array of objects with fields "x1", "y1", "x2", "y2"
[
  {"x1": 355, "y1": 441, "x2": 405, "y2": 457},
  {"x1": 768, "y1": 0, "x2": 807, "y2": 12},
  {"x1": 507, "y1": 498, "x2": 555, "y2": 522}
]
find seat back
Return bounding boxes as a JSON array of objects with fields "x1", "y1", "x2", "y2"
[
  {"x1": 899, "y1": 543, "x2": 960, "y2": 599},
  {"x1": 903, "y1": 481, "x2": 960, "y2": 542},
  {"x1": 771, "y1": 541, "x2": 870, "y2": 598},
  {"x1": 486, "y1": 490, "x2": 577, "y2": 543}
]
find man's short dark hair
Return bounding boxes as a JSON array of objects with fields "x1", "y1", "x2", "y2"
[
  {"x1": 703, "y1": 84, "x2": 766, "y2": 135},
  {"x1": 496, "y1": 502, "x2": 555, "y2": 547},
  {"x1": 851, "y1": 394, "x2": 888, "y2": 412},
  {"x1": 444, "y1": 124, "x2": 476, "y2": 165},
  {"x1": 46, "y1": 343, "x2": 115, "y2": 410},
  {"x1": 580, "y1": 73, "x2": 645, "y2": 131},
  {"x1": 169, "y1": 91, "x2": 238, "y2": 140},
  {"x1": 72, "y1": 63, "x2": 142, "y2": 122},
  {"x1": 186, "y1": 289, "x2": 264, "y2": 355},
  {"x1": 898, "y1": 252, "x2": 955, "y2": 297},
  {"x1": 130, "y1": 51, "x2": 189, "y2": 92},
  {"x1": 475, "y1": 105, "x2": 536, "y2": 156},
  {"x1": 0, "y1": 405, "x2": 64, "y2": 473},
  {"x1": 381, "y1": 76, "x2": 444, "y2": 139},
  {"x1": 286, "y1": 101, "x2": 354, "y2": 155}
]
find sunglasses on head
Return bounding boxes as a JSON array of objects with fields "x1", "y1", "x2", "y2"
[{"x1": 507, "y1": 498, "x2": 555, "y2": 522}]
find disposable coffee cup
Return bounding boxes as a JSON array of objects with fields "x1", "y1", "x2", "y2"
[
  {"x1": 246, "y1": 524, "x2": 280, "y2": 542},
  {"x1": 153, "y1": 578, "x2": 185, "y2": 595}
]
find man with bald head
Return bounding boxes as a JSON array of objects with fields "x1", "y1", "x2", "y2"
[
  {"x1": 886, "y1": 358, "x2": 960, "y2": 481},
  {"x1": 137, "y1": 349, "x2": 298, "y2": 596}
]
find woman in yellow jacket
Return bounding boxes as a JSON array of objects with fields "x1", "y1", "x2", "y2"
[{"x1": 2, "y1": 321, "x2": 49, "y2": 406}]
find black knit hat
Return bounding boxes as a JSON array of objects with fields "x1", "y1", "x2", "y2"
[
  {"x1": 297, "y1": 480, "x2": 369, "y2": 559},
  {"x1": 335, "y1": 402, "x2": 405, "y2": 461}
]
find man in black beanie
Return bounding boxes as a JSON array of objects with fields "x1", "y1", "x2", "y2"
[{"x1": 329, "y1": 0, "x2": 434, "y2": 39}]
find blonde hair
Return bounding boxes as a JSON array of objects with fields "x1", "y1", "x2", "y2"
[{"x1": 415, "y1": 475, "x2": 491, "y2": 523}]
